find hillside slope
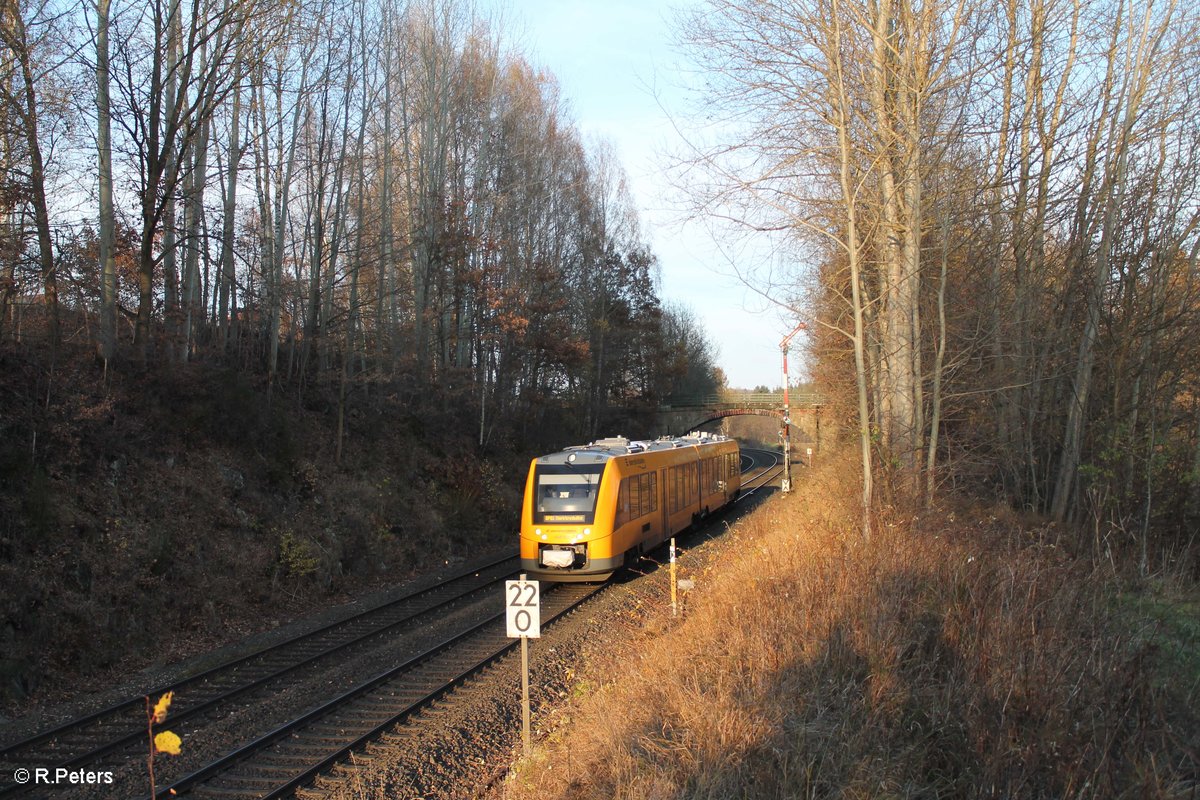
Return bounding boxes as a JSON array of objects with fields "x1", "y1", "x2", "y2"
[
  {"x1": 0, "y1": 346, "x2": 525, "y2": 713},
  {"x1": 503, "y1": 454, "x2": 1200, "y2": 798}
]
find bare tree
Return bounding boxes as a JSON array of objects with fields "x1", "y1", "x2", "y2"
[
  {"x1": 0, "y1": 0, "x2": 62, "y2": 348},
  {"x1": 110, "y1": 0, "x2": 275, "y2": 360},
  {"x1": 1051, "y1": 1, "x2": 1188, "y2": 520}
]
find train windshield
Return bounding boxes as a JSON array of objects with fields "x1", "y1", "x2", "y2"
[{"x1": 533, "y1": 464, "x2": 606, "y2": 524}]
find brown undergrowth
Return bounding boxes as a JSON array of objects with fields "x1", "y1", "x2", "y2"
[
  {"x1": 505, "y1": 453, "x2": 1199, "y2": 799},
  {"x1": 0, "y1": 341, "x2": 527, "y2": 712}
]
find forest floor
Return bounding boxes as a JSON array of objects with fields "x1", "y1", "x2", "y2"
[
  {"x1": 0, "y1": 341, "x2": 531, "y2": 718},
  {"x1": 495, "y1": 452, "x2": 1200, "y2": 799}
]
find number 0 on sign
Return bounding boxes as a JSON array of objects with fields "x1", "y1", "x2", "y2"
[{"x1": 505, "y1": 579, "x2": 541, "y2": 638}]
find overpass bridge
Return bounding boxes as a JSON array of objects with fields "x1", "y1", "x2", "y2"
[{"x1": 657, "y1": 392, "x2": 825, "y2": 448}]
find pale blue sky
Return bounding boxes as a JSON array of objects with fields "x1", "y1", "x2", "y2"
[{"x1": 480, "y1": 0, "x2": 799, "y2": 390}]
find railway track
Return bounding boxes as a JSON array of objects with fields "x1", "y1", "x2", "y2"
[
  {"x1": 736, "y1": 448, "x2": 784, "y2": 499},
  {"x1": 156, "y1": 582, "x2": 600, "y2": 799},
  {"x1": 0, "y1": 553, "x2": 522, "y2": 798},
  {"x1": 2, "y1": 447, "x2": 781, "y2": 799}
]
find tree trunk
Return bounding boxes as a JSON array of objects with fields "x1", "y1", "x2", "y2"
[
  {"x1": 181, "y1": 106, "x2": 211, "y2": 361},
  {"x1": 218, "y1": 76, "x2": 242, "y2": 352},
  {"x1": 96, "y1": 0, "x2": 116, "y2": 364},
  {"x1": 2, "y1": 6, "x2": 59, "y2": 349},
  {"x1": 378, "y1": 8, "x2": 395, "y2": 367},
  {"x1": 832, "y1": 0, "x2": 872, "y2": 540},
  {"x1": 1052, "y1": 3, "x2": 1166, "y2": 521},
  {"x1": 268, "y1": 52, "x2": 311, "y2": 381},
  {"x1": 926, "y1": 213, "x2": 950, "y2": 505},
  {"x1": 160, "y1": 0, "x2": 182, "y2": 357}
]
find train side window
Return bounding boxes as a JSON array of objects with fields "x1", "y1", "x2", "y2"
[
  {"x1": 670, "y1": 465, "x2": 682, "y2": 513},
  {"x1": 673, "y1": 464, "x2": 679, "y2": 512},
  {"x1": 615, "y1": 478, "x2": 630, "y2": 528}
]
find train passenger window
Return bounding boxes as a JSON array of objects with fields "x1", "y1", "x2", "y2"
[
  {"x1": 615, "y1": 478, "x2": 631, "y2": 528},
  {"x1": 619, "y1": 472, "x2": 667, "y2": 527},
  {"x1": 615, "y1": 473, "x2": 657, "y2": 528}
]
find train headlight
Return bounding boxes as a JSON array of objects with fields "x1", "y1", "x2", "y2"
[{"x1": 583, "y1": 528, "x2": 591, "y2": 536}]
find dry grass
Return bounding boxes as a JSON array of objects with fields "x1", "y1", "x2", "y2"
[{"x1": 504, "y1": 453, "x2": 1199, "y2": 799}]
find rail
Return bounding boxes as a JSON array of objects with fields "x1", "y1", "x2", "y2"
[{"x1": 157, "y1": 583, "x2": 603, "y2": 799}]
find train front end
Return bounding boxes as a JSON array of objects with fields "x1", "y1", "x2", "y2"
[{"x1": 519, "y1": 446, "x2": 621, "y2": 581}]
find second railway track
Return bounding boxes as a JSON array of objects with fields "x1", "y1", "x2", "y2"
[{"x1": 737, "y1": 447, "x2": 785, "y2": 498}]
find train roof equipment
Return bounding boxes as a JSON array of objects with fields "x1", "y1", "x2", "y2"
[{"x1": 537, "y1": 433, "x2": 732, "y2": 465}]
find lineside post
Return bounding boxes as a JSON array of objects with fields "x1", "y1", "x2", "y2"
[
  {"x1": 506, "y1": 573, "x2": 539, "y2": 758},
  {"x1": 670, "y1": 538, "x2": 678, "y2": 617},
  {"x1": 521, "y1": 633, "x2": 530, "y2": 756}
]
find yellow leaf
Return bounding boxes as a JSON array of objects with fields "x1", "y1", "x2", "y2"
[
  {"x1": 152, "y1": 691, "x2": 174, "y2": 724},
  {"x1": 154, "y1": 730, "x2": 182, "y2": 756}
]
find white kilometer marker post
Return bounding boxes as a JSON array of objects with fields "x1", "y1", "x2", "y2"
[{"x1": 506, "y1": 575, "x2": 540, "y2": 757}]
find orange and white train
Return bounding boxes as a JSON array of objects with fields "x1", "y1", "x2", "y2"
[{"x1": 519, "y1": 433, "x2": 741, "y2": 581}]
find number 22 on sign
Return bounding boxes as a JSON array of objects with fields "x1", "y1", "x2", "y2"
[{"x1": 505, "y1": 579, "x2": 540, "y2": 638}]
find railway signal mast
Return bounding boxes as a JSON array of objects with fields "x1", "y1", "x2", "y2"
[{"x1": 780, "y1": 322, "x2": 808, "y2": 493}]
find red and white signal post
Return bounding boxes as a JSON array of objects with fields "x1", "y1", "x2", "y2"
[{"x1": 780, "y1": 322, "x2": 808, "y2": 493}]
